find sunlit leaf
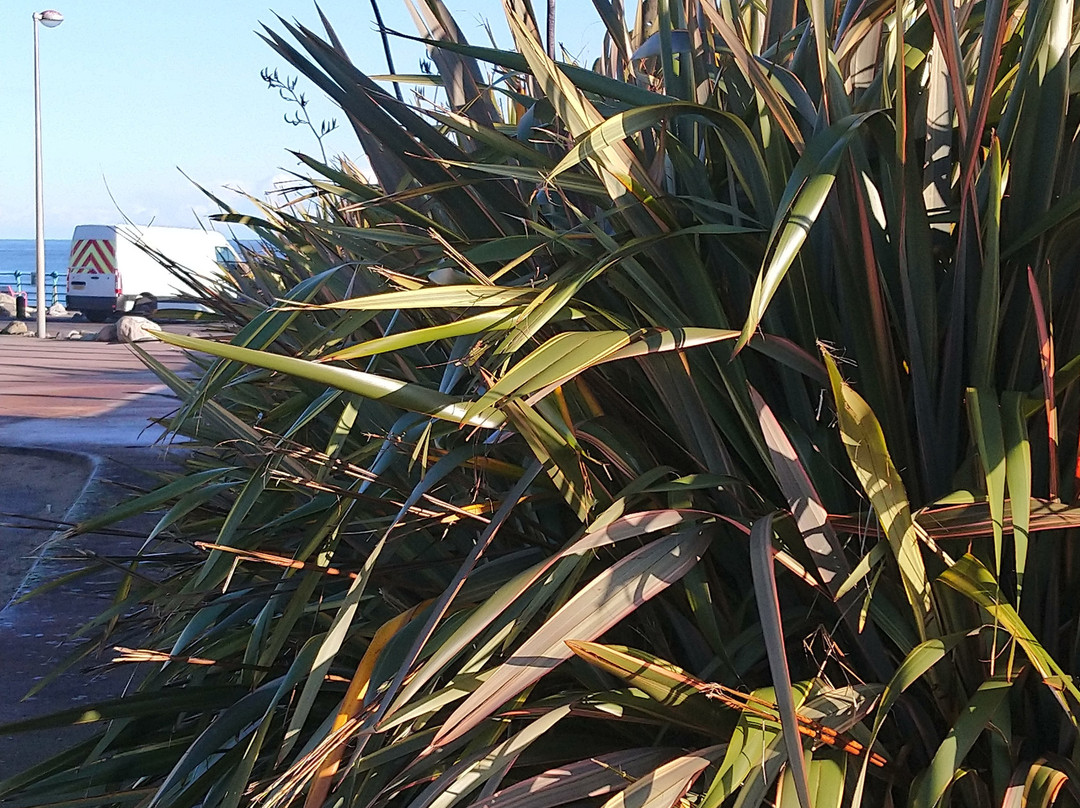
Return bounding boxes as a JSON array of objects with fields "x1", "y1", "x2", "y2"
[{"x1": 432, "y1": 528, "x2": 711, "y2": 747}]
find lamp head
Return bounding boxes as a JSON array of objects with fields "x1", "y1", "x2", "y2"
[{"x1": 34, "y1": 10, "x2": 63, "y2": 27}]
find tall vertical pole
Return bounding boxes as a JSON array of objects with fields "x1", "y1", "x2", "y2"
[
  {"x1": 546, "y1": 0, "x2": 556, "y2": 59},
  {"x1": 33, "y1": 13, "x2": 47, "y2": 339}
]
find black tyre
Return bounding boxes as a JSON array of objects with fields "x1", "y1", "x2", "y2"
[{"x1": 131, "y1": 294, "x2": 158, "y2": 316}]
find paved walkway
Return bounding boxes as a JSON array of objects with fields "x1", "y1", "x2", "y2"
[{"x1": 0, "y1": 334, "x2": 195, "y2": 777}]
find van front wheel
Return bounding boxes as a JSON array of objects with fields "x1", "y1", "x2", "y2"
[{"x1": 131, "y1": 294, "x2": 158, "y2": 316}]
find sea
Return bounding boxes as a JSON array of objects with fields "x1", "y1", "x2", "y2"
[{"x1": 0, "y1": 240, "x2": 70, "y2": 308}]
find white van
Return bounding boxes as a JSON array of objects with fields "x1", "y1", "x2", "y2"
[{"x1": 65, "y1": 224, "x2": 239, "y2": 322}]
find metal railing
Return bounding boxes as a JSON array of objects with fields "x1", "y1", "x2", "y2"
[{"x1": 0, "y1": 270, "x2": 63, "y2": 307}]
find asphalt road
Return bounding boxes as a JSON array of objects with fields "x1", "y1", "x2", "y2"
[{"x1": 0, "y1": 332, "x2": 195, "y2": 778}]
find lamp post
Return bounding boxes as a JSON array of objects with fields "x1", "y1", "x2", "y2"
[{"x1": 33, "y1": 9, "x2": 63, "y2": 339}]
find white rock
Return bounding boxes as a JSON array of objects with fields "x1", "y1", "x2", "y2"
[
  {"x1": 66, "y1": 330, "x2": 82, "y2": 340},
  {"x1": 0, "y1": 293, "x2": 17, "y2": 317},
  {"x1": 115, "y1": 316, "x2": 159, "y2": 343},
  {"x1": 429, "y1": 267, "x2": 471, "y2": 285},
  {"x1": 47, "y1": 302, "x2": 67, "y2": 316}
]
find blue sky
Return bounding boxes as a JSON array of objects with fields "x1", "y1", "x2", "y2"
[{"x1": 0, "y1": 2, "x2": 607, "y2": 239}]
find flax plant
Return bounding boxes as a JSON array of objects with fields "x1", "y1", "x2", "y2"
[{"x1": 8, "y1": 0, "x2": 1080, "y2": 806}]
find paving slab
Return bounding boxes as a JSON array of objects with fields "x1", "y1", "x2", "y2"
[
  {"x1": 0, "y1": 448, "x2": 95, "y2": 609},
  {"x1": 0, "y1": 333, "x2": 197, "y2": 778}
]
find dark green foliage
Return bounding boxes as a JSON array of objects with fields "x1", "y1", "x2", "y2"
[{"x1": 9, "y1": 1, "x2": 1080, "y2": 806}]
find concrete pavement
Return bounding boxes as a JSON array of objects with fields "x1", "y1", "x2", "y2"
[{"x1": 0, "y1": 332, "x2": 196, "y2": 777}]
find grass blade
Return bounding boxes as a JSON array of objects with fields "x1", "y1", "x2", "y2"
[
  {"x1": 737, "y1": 114, "x2": 873, "y2": 353},
  {"x1": 939, "y1": 554, "x2": 1080, "y2": 717},
  {"x1": 824, "y1": 349, "x2": 936, "y2": 640},
  {"x1": 750, "y1": 512, "x2": 813, "y2": 808},
  {"x1": 472, "y1": 749, "x2": 680, "y2": 808},
  {"x1": 432, "y1": 527, "x2": 711, "y2": 747},
  {"x1": 910, "y1": 678, "x2": 1013, "y2": 808},
  {"x1": 599, "y1": 747, "x2": 726, "y2": 808},
  {"x1": 1002, "y1": 391, "x2": 1032, "y2": 606},
  {"x1": 153, "y1": 330, "x2": 505, "y2": 429},
  {"x1": 1028, "y1": 267, "x2": 1059, "y2": 499},
  {"x1": 966, "y1": 388, "x2": 1007, "y2": 575}
]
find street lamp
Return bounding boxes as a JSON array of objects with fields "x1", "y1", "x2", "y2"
[{"x1": 33, "y1": 9, "x2": 63, "y2": 339}]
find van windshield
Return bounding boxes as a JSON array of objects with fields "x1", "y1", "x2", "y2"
[{"x1": 215, "y1": 246, "x2": 241, "y2": 272}]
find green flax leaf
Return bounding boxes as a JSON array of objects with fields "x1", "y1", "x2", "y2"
[
  {"x1": 750, "y1": 512, "x2": 813, "y2": 808},
  {"x1": 152, "y1": 330, "x2": 504, "y2": 429},
  {"x1": 910, "y1": 678, "x2": 1013, "y2": 808},
  {"x1": 824, "y1": 350, "x2": 936, "y2": 641},
  {"x1": 966, "y1": 388, "x2": 1007, "y2": 575},
  {"x1": 432, "y1": 527, "x2": 711, "y2": 748},
  {"x1": 939, "y1": 554, "x2": 1080, "y2": 719},
  {"x1": 737, "y1": 114, "x2": 874, "y2": 352}
]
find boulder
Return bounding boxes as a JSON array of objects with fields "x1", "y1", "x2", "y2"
[
  {"x1": 0, "y1": 293, "x2": 17, "y2": 317},
  {"x1": 93, "y1": 324, "x2": 117, "y2": 342},
  {"x1": 3, "y1": 321, "x2": 28, "y2": 335},
  {"x1": 115, "y1": 316, "x2": 159, "y2": 343},
  {"x1": 47, "y1": 302, "x2": 67, "y2": 316}
]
